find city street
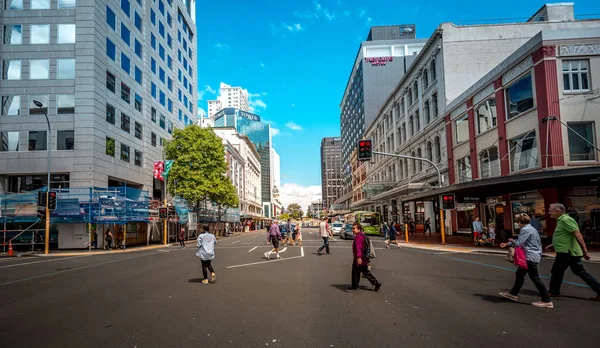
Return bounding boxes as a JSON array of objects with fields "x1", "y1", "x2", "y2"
[{"x1": 1, "y1": 228, "x2": 599, "y2": 348}]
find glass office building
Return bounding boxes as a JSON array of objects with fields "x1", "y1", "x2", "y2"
[{"x1": 214, "y1": 108, "x2": 273, "y2": 217}]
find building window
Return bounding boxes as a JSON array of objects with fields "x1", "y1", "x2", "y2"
[
  {"x1": 58, "y1": 0, "x2": 76, "y2": 9},
  {"x1": 413, "y1": 80, "x2": 419, "y2": 100},
  {"x1": 120, "y1": 83, "x2": 130, "y2": 103},
  {"x1": 411, "y1": 151, "x2": 416, "y2": 174},
  {"x1": 30, "y1": 24, "x2": 50, "y2": 44},
  {"x1": 135, "y1": 121, "x2": 142, "y2": 139},
  {"x1": 408, "y1": 89, "x2": 413, "y2": 106},
  {"x1": 424, "y1": 101, "x2": 430, "y2": 124},
  {"x1": 509, "y1": 131, "x2": 538, "y2": 172},
  {"x1": 31, "y1": 0, "x2": 50, "y2": 9},
  {"x1": 167, "y1": 120, "x2": 173, "y2": 134},
  {"x1": 28, "y1": 131, "x2": 47, "y2": 151},
  {"x1": 58, "y1": 24, "x2": 76, "y2": 44},
  {"x1": 426, "y1": 141, "x2": 433, "y2": 163},
  {"x1": 57, "y1": 59, "x2": 75, "y2": 79},
  {"x1": 106, "y1": 103, "x2": 115, "y2": 124},
  {"x1": 434, "y1": 136, "x2": 441, "y2": 163},
  {"x1": 476, "y1": 98, "x2": 497, "y2": 134},
  {"x1": 3, "y1": 60, "x2": 21, "y2": 80},
  {"x1": 454, "y1": 114, "x2": 469, "y2": 144},
  {"x1": 135, "y1": 12, "x2": 142, "y2": 31},
  {"x1": 1, "y1": 131, "x2": 19, "y2": 151},
  {"x1": 107, "y1": 6, "x2": 116, "y2": 30},
  {"x1": 431, "y1": 59, "x2": 436, "y2": 81},
  {"x1": 479, "y1": 147, "x2": 500, "y2": 179},
  {"x1": 562, "y1": 60, "x2": 590, "y2": 92},
  {"x1": 106, "y1": 137, "x2": 115, "y2": 156},
  {"x1": 568, "y1": 122, "x2": 596, "y2": 161},
  {"x1": 2, "y1": 95, "x2": 20, "y2": 116},
  {"x1": 432, "y1": 93, "x2": 438, "y2": 118},
  {"x1": 151, "y1": 132, "x2": 156, "y2": 146},
  {"x1": 29, "y1": 95, "x2": 48, "y2": 115},
  {"x1": 121, "y1": 53, "x2": 130, "y2": 74},
  {"x1": 30, "y1": 59, "x2": 49, "y2": 79},
  {"x1": 416, "y1": 148, "x2": 423, "y2": 172},
  {"x1": 134, "y1": 94, "x2": 142, "y2": 111},
  {"x1": 120, "y1": 23, "x2": 130, "y2": 45},
  {"x1": 408, "y1": 116, "x2": 413, "y2": 137},
  {"x1": 415, "y1": 111, "x2": 420, "y2": 133},
  {"x1": 5, "y1": 0, "x2": 23, "y2": 10},
  {"x1": 3, "y1": 25, "x2": 22, "y2": 44},
  {"x1": 457, "y1": 156, "x2": 472, "y2": 183},
  {"x1": 134, "y1": 150, "x2": 142, "y2": 166},
  {"x1": 120, "y1": 143, "x2": 130, "y2": 162},
  {"x1": 423, "y1": 70, "x2": 429, "y2": 89},
  {"x1": 106, "y1": 71, "x2": 116, "y2": 92},
  {"x1": 134, "y1": 39, "x2": 142, "y2": 57},
  {"x1": 106, "y1": 38, "x2": 116, "y2": 60},
  {"x1": 160, "y1": 114, "x2": 165, "y2": 129},
  {"x1": 120, "y1": 0, "x2": 130, "y2": 17},
  {"x1": 57, "y1": 130, "x2": 74, "y2": 150},
  {"x1": 506, "y1": 73, "x2": 534, "y2": 119},
  {"x1": 151, "y1": 107, "x2": 156, "y2": 122},
  {"x1": 134, "y1": 66, "x2": 142, "y2": 84},
  {"x1": 57, "y1": 94, "x2": 75, "y2": 114},
  {"x1": 121, "y1": 113, "x2": 130, "y2": 132}
]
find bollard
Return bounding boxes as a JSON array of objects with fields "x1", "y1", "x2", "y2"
[
  {"x1": 440, "y1": 209, "x2": 446, "y2": 245},
  {"x1": 405, "y1": 224, "x2": 409, "y2": 243}
]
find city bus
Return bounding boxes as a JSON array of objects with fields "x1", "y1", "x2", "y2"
[{"x1": 344, "y1": 211, "x2": 381, "y2": 236}]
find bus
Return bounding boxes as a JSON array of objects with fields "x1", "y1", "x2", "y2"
[{"x1": 344, "y1": 211, "x2": 381, "y2": 236}]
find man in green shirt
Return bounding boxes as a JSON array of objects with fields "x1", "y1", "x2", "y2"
[{"x1": 546, "y1": 203, "x2": 600, "y2": 301}]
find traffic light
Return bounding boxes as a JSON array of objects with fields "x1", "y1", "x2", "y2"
[
  {"x1": 358, "y1": 139, "x2": 372, "y2": 161},
  {"x1": 440, "y1": 194, "x2": 456, "y2": 210},
  {"x1": 48, "y1": 191, "x2": 57, "y2": 210},
  {"x1": 38, "y1": 190, "x2": 47, "y2": 207},
  {"x1": 159, "y1": 207, "x2": 167, "y2": 219}
]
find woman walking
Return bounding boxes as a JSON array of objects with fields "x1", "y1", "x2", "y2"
[
  {"x1": 196, "y1": 225, "x2": 217, "y2": 284},
  {"x1": 385, "y1": 221, "x2": 401, "y2": 249},
  {"x1": 179, "y1": 227, "x2": 186, "y2": 248},
  {"x1": 499, "y1": 213, "x2": 553, "y2": 308}
]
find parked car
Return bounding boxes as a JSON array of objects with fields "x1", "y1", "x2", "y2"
[
  {"x1": 331, "y1": 222, "x2": 343, "y2": 236},
  {"x1": 339, "y1": 224, "x2": 354, "y2": 240}
]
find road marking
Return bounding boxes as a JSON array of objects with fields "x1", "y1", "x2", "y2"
[
  {"x1": 309, "y1": 232, "x2": 313, "y2": 234},
  {"x1": 0, "y1": 255, "x2": 89, "y2": 269},
  {"x1": 279, "y1": 247, "x2": 287, "y2": 253},
  {"x1": 0, "y1": 252, "x2": 164, "y2": 287},
  {"x1": 232, "y1": 240, "x2": 240, "y2": 244},
  {"x1": 251, "y1": 236, "x2": 257, "y2": 238},
  {"x1": 248, "y1": 246, "x2": 257, "y2": 253},
  {"x1": 301, "y1": 246, "x2": 304, "y2": 257},
  {"x1": 227, "y1": 255, "x2": 304, "y2": 269},
  {"x1": 157, "y1": 250, "x2": 170, "y2": 253}
]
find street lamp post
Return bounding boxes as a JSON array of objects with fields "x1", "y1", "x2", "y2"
[{"x1": 33, "y1": 100, "x2": 51, "y2": 255}]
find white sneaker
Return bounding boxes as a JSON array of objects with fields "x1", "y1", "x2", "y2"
[
  {"x1": 276, "y1": 254, "x2": 281, "y2": 259},
  {"x1": 397, "y1": 243, "x2": 400, "y2": 249},
  {"x1": 264, "y1": 252, "x2": 269, "y2": 259},
  {"x1": 499, "y1": 292, "x2": 518, "y2": 302},
  {"x1": 532, "y1": 301, "x2": 554, "y2": 308}
]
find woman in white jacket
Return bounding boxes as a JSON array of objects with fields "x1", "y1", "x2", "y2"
[{"x1": 196, "y1": 225, "x2": 217, "y2": 284}]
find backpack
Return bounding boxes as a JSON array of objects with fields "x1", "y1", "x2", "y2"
[{"x1": 363, "y1": 235, "x2": 376, "y2": 259}]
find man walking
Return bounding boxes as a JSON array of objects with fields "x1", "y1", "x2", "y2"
[
  {"x1": 424, "y1": 217, "x2": 432, "y2": 235},
  {"x1": 349, "y1": 222, "x2": 381, "y2": 291},
  {"x1": 265, "y1": 219, "x2": 282, "y2": 259},
  {"x1": 382, "y1": 222, "x2": 389, "y2": 241},
  {"x1": 317, "y1": 217, "x2": 333, "y2": 255},
  {"x1": 546, "y1": 203, "x2": 600, "y2": 301}
]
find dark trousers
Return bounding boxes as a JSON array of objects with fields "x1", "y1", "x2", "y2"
[
  {"x1": 201, "y1": 259, "x2": 214, "y2": 280},
  {"x1": 549, "y1": 252, "x2": 600, "y2": 295},
  {"x1": 351, "y1": 262, "x2": 378, "y2": 289},
  {"x1": 424, "y1": 225, "x2": 431, "y2": 235},
  {"x1": 510, "y1": 261, "x2": 551, "y2": 302},
  {"x1": 318, "y1": 237, "x2": 330, "y2": 253},
  {"x1": 179, "y1": 238, "x2": 185, "y2": 247}
]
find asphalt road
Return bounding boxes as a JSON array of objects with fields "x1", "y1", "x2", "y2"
[{"x1": 1, "y1": 228, "x2": 599, "y2": 348}]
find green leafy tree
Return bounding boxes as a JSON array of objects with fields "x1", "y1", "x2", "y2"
[
  {"x1": 164, "y1": 125, "x2": 239, "y2": 219},
  {"x1": 306, "y1": 208, "x2": 314, "y2": 219},
  {"x1": 287, "y1": 203, "x2": 304, "y2": 220},
  {"x1": 279, "y1": 213, "x2": 290, "y2": 221}
]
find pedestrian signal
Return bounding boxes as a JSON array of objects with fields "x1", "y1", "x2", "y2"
[
  {"x1": 358, "y1": 139, "x2": 372, "y2": 161},
  {"x1": 159, "y1": 207, "x2": 168, "y2": 219},
  {"x1": 48, "y1": 191, "x2": 57, "y2": 210},
  {"x1": 440, "y1": 194, "x2": 456, "y2": 210}
]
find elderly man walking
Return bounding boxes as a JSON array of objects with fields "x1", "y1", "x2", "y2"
[
  {"x1": 546, "y1": 203, "x2": 600, "y2": 302},
  {"x1": 265, "y1": 219, "x2": 282, "y2": 260}
]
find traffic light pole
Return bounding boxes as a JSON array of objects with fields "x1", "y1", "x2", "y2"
[
  {"x1": 372, "y1": 151, "x2": 446, "y2": 244},
  {"x1": 43, "y1": 110, "x2": 51, "y2": 255}
]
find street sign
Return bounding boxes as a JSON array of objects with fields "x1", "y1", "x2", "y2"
[
  {"x1": 358, "y1": 139, "x2": 372, "y2": 161},
  {"x1": 440, "y1": 194, "x2": 456, "y2": 210}
]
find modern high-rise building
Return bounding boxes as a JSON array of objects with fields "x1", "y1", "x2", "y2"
[
  {"x1": 207, "y1": 82, "x2": 249, "y2": 118},
  {"x1": 213, "y1": 107, "x2": 276, "y2": 218},
  {"x1": 0, "y1": 0, "x2": 198, "y2": 197},
  {"x1": 339, "y1": 25, "x2": 427, "y2": 208},
  {"x1": 320, "y1": 137, "x2": 342, "y2": 210}
]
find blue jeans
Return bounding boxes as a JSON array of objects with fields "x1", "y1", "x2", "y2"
[
  {"x1": 318, "y1": 237, "x2": 330, "y2": 253},
  {"x1": 549, "y1": 252, "x2": 600, "y2": 296}
]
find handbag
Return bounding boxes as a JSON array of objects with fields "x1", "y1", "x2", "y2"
[
  {"x1": 505, "y1": 246, "x2": 515, "y2": 263},
  {"x1": 513, "y1": 246, "x2": 528, "y2": 270}
]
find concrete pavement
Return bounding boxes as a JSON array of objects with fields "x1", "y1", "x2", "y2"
[{"x1": 1, "y1": 228, "x2": 599, "y2": 347}]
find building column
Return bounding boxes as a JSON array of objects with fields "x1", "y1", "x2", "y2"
[
  {"x1": 494, "y1": 79, "x2": 510, "y2": 175},
  {"x1": 467, "y1": 100, "x2": 479, "y2": 179},
  {"x1": 533, "y1": 45, "x2": 565, "y2": 168},
  {"x1": 445, "y1": 114, "x2": 455, "y2": 184}
]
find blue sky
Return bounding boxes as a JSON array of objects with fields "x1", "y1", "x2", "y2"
[{"x1": 195, "y1": 0, "x2": 599, "y2": 206}]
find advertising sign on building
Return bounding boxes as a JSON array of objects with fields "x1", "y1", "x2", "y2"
[{"x1": 364, "y1": 57, "x2": 394, "y2": 66}]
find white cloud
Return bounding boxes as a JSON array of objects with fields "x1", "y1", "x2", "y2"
[
  {"x1": 213, "y1": 42, "x2": 230, "y2": 52},
  {"x1": 286, "y1": 122, "x2": 303, "y2": 131},
  {"x1": 279, "y1": 183, "x2": 322, "y2": 212},
  {"x1": 198, "y1": 107, "x2": 207, "y2": 118},
  {"x1": 282, "y1": 22, "x2": 304, "y2": 32},
  {"x1": 262, "y1": 92, "x2": 268, "y2": 96},
  {"x1": 260, "y1": 61, "x2": 265, "y2": 68},
  {"x1": 204, "y1": 85, "x2": 216, "y2": 94},
  {"x1": 271, "y1": 128, "x2": 280, "y2": 137},
  {"x1": 358, "y1": 9, "x2": 366, "y2": 18},
  {"x1": 291, "y1": 104, "x2": 296, "y2": 107},
  {"x1": 245, "y1": 88, "x2": 268, "y2": 113},
  {"x1": 198, "y1": 90, "x2": 205, "y2": 101}
]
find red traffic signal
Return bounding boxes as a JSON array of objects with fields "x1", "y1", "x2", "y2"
[
  {"x1": 159, "y1": 207, "x2": 168, "y2": 219},
  {"x1": 48, "y1": 190, "x2": 57, "y2": 210},
  {"x1": 440, "y1": 194, "x2": 456, "y2": 210},
  {"x1": 358, "y1": 139, "x2": 372, "y2": 161}
]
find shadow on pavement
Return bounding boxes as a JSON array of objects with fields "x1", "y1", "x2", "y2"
[
  {"x1": 330, "y1": 284, "x2": 373, "y2": 292},
  {"x1": 188, "y1": 278, "x2": 204, "y2": 283},
  {"x1": 472, "y1": 293, "x2": 528, "y2": 305}
]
